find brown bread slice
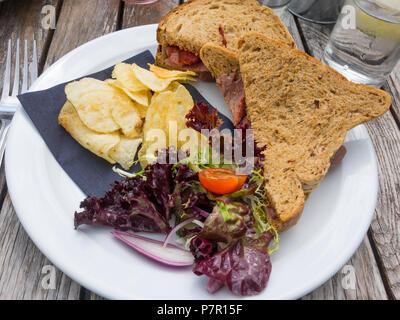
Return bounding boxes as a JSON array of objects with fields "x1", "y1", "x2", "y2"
[
  {"x1": 200, "y1": 43, "x2": 241, "y2": 79},
  {"x1": 238, "y1": 32, "x2": 391, "y2": 231},
  {"x1": 156, "y1": 0, "x2": 296, "y2": 75}
]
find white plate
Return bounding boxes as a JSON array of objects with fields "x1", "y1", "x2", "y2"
[{"x1": 5, "y1": 24, "x2": 378, "y2": 300}]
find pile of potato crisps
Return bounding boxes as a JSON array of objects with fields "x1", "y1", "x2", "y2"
[{"x1": 58, "y1": 62, "x2": 200, "y2": 170}]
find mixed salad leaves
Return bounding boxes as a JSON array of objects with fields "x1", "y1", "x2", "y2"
[{"x1": 74, "y1": 101, "x2": 278, "y2": 296}]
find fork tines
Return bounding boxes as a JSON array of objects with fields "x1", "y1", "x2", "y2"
[{"x1": 1, "y1": 38, "x2": 38, "y2": 100}]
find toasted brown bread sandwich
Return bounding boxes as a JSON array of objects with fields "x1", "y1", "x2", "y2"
[
  {"x1": 156, "y1": 0, "x2": 296, "y2": 81},
  {"x1": 224, "y1": 32, "x2": 390, "y2": 231}
]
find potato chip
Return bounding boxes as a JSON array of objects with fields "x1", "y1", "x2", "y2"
[
  {"x1": 109, "y1": 137, "x2": 142, "y2": 170},
  {"x1": 139, "y1": 83, "x2": 204, "y2": 167},
  {"x1": 134, "y1": 100, "x2": 149, "y2": 119},
  {"x1": 166, "y1": 83, "x2": 194, "y2": 141},
  {"x1": 106, "y1": 79, "x2": 150, "y2": 108},
  {"x1": 166, "y1": 83, "x2": 206, "y2": 153},
  {"x1": 148, "y1": 64, "x2": 197, "y2": 79},
  {"x1": 65, "y1": 78, "x2": 120, "y2": 133},
  {"x1": 131, "y1": 64, "x2": 182, "y2": 92},
  {"x1": 138, "y1": 128, "x2": 167, "y2": 168},
  {"x1": 139, "y1": 91, "x2": 171, "y2": 167},
  {"x1": 111, "y1": 98, "x2": 143, "y2": 139},
  {"x1": 112, "y1": 62, "x2": 147, "y2": 92},
  {"x1": 58, "y1": 101, "x2": 119, "y2": 164}
]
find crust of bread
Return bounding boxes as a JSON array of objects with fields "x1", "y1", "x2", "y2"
[
  {"x1": 155, "y1": 44, "x2": 169, "y2": 69},
  {"x1": 238, "y1": 32, "x2": 391, "y2": 231},
  {"x1": 279, "y1": 207, "x2": 303, "y2": 232},
  {"x1": 200, "y1": 43, "x2": 240, "y2": 78}
]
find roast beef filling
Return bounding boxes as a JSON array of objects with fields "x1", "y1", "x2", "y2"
[
  {"x1": 330, "y1": 145, "x2": 347, "y2": 167},
  {"x1": 164, "y1": 46, "x2": 213, "y2": 81},
  {"x1": 166, "y1": 46, "x2": 200, "y2": 65},
  {"x1": 216, "y1": 73, "x2": 246, "y2": 126},
  {"x1": 218, "y1": 25, "x2": 227, "y2": 47}
]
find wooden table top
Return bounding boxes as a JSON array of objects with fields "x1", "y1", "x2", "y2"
[{"x1": 0, "y1": 0, "x2": 398, "y2": 300}]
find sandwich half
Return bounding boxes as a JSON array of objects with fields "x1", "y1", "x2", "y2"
[
  {"x1": 207, "y1": 32, "x2": 391, "y2": 231},
  {"x1": 156, "y1": 0, "x2": 296, "y2": 81}
]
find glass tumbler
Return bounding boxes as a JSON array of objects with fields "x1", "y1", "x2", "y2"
[
  {"x1": 322, "y1": 0, "x2": 400, "y2": 87},
  {"x1": 288, "y1": 0, "x2": 344, "y2": 24}
]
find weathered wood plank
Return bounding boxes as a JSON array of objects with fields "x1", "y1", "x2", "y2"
[
  {"x1": 295, "y1": 19, "x2": 333, "y2": 57},
  {"x1": 0, "y1": 0, "x2": 81, "y2": 300},
  {"x1": 302, "y1": 237, "x2": 387, "y2": 299},
  {"x1": 88, "y1": 291, "x2": 106, "y2": 300},
  {"x1": 366, "y1": 111, "x2": 400, "y2": 300},
  {"x1": 272, "y1": 5, "x2": 305, "y2": 52},
  {"x1": 297, "y1": 18, "x2": 400, "y2": 299},
  {"x1": 0, "y1": 0, "x2": 60, "y2": 78},
  {"x1": 44, "y1": 0, "x2": 121, "y2": 70},
  {"x1": 121, "y1": 0, "x2": 179, "y2": 28},
  {"x1": 384, "y1": 63, "x2": 400, "y2": 125},
  {"x1": 0, "y1": 163, "x2": 7, "y2": 209},
  {"x1": 0, "y1": 194, "x2": 81, "y2": 299}
]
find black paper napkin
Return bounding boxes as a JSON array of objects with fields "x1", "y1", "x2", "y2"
[{"x1": 17, "y1": 50, "x2": 233, "y2": 197}]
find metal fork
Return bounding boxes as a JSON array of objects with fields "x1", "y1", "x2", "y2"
[{"x1": 0, "y1": 38, "x2": 38, "y2": 166}]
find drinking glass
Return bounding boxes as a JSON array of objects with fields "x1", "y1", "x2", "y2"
[
  {"x1": 288, "y1": 0, "x2": 344, "y2": 24},
  {"x1": 322, "y1": 0, "x2": 400, "y2": 87}
]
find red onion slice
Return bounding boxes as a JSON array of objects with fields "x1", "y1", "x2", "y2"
[
  {"x1": 162, "y1": 218, "x2": 204, "y2": 248},
  {"x1": 112, "y1": 230, "x2": 194, "y2": 267}
]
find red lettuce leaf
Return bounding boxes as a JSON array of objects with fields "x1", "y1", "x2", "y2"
[
  {"x1": 200, "y1": 198, "x2": 255, "y2": 243},
  {"x1": 142, "y1": 162, "x2": 174, "y2": 221},
  {"x1": 186, "y1": 102, "x2": 266, "y2": 173},
  {"x1": 186, "y1": 101, "x2": 222, "y2": 132},
  {"x1": 74, "y1": 156, "x2": 216, "y2": 234},
  {"x1": 236, "y1": 117, "x2": 266, "y2": 164},
  {"x1": 172, "y1": 164, "x2": 215, "y2": 222},
  {"x1": 189, "y1": 236, "x2": 219, "y2": 263},
  {"x1": 193, "y1": 232, "x2": 273, "y2": 296},
  {"x1": 74, "y1": 171, "x2": 171, "y2": 233}
]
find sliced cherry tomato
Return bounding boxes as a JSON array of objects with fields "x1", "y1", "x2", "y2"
[{"x1": 199, "y1": 168, "x2": 247, "y2": 195}]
